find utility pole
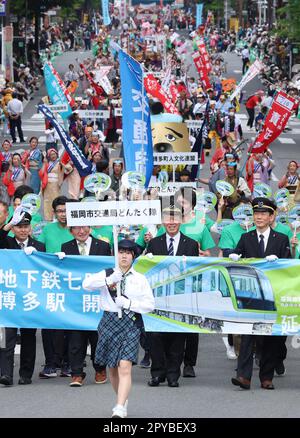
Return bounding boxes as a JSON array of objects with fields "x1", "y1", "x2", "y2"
[{"x1": 224, "y1": 0, "x2": 228, "y2": 31}]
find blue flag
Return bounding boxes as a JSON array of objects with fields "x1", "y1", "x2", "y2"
[
  {"x1": 43, "y1": 63, "x2": 72, "y2": 120},
  {"x1": 38, "y1": 104, "x2": 93, "y2": 177},
  {"x1": 196, "y1": 3, "x2": 204, "y2": 28},
  {"x1": 118, "y1": 50, "x2": 153, "y2": 187},
  {"x1": 102, "y1": 0, "x2": 111, "y2": 26}
]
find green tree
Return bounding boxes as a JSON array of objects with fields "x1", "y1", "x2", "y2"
[{"x1": 276, "y1": 0, "x2": 300, "y2": 41}]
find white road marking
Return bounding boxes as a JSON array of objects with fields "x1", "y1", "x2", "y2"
[{"x1": 278, "y1": 138, "x2": 296, "y2": 144}]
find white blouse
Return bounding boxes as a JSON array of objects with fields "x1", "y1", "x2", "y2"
[{"x1": 82, "y1": 267, "x2": 155, "y2": 314}]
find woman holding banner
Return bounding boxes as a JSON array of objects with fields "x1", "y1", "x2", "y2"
[{"x1": 82, "y1": 239, "x2": 155, "y2": 418}]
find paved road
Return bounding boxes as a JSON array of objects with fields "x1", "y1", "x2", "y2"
[{"x1": 1, "y1": 46, "x2": 300, "y2": 419}]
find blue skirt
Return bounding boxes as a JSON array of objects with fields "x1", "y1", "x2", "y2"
[{"x1": 95, "y1": 311, "x2": 141, "y2": 368}]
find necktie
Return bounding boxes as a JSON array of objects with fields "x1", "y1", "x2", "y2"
[
  {"x1": 78, "y1": 242, "x2": 86, "y2": 256},
  {"x1": 168, "y1": 237, "x2": 174, "y2": 256},
  {"x1": 19, "y1": 242, "x2": 25, "y2": 250},
  {"x1": 259, "y1": 234, "x2": 265, "y2": 257}
]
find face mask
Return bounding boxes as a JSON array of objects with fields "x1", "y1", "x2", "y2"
[{"x1": 229, "y1": 112, "x2": 234, "y2": 117}]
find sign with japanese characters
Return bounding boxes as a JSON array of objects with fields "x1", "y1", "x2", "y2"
[
  {"x1": 66, "y1": 200, "x2": 161, "y2": 226},
  {"x1": 153, "y1": 152, "x2": 198, "y2": 165},
  {"x1": 77, "y1": 110, "x2": 110, "y2": 120},
  {"x1": 251, "y1": 91, "x2": 296, "y2": 154},
  {"x1": 46, "y1": 104, "x2": 69, "y2": 113},
  {"x1": 2, "y1": 252, "x2": 300, "y2": 335},
  {"x1": 149, "y1": 182, "x2": 197, "y2": 196}
]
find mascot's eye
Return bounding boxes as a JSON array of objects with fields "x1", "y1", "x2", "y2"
[{"x1": 165, "y1": 134, "x2": 176, "y2": 142}]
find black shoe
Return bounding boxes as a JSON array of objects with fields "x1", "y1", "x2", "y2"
[
  {"x1": 183, "y1": 365, "x2": 196, "y2": 378},
  {"x1": 140, "y1": 353, "x2": 151, "y2": 368},
  {"x1": 147, "y1": 377, "x2": 165, "y2": 387},
  {"x1": 168, "y1": 380, "x2": 179, "y2": 388},
  {"x1": 275, "y1": 363, "x2": 286, "y2": 377},
  {"x1": 0, "y1": 375, "x2": 13, "y2": 386},
  {"x1": 18, "y1": 377, "x2": 32, "y2": 385}
]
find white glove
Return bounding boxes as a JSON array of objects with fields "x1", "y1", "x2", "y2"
[
  {"x1": 265, "y1": 255, "x2": 278, "y2": 262},
  {"x1": 115, "y1": 295, "x2": 131, "y2": 310},
  {"x1": 106, "y1": 269, "x2": 123, "y2": 286},
  {"x1": 55, "y1": 252, "x2": 66, "y2": 260},
  {"x1": 11, "y1": 206, "x2": 25, "y2": 226},
  {"x1": 229, "y1": 253, "x2": 242, "y2": 262},
  {"x1": 146, "y1": 252, "x2": 154, "y2": 259},
  {"x1": 24, "y1": 246, "x2": 37, "y2": 255}
]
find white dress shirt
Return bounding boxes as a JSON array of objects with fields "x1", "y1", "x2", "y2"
[
  {"x1": 15, "y1": 238, "x2": 29, "y2": 249},
  {"x1": 166, "y1": 232, "x2": 180, "y2": 256},
  {"x1": 82, "y1": 267, "x2": 155, "y2": 314},
  {"x1": 77, "y1": 236, "x2": 92, "y2": 255},
  {"x1": 7, "y1": 98, "x2": 23, "y2": 116},
  {"x1": 256, "y1": 227, "x2": 271, "y2": 252}
]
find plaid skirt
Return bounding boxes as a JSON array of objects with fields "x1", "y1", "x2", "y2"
[{"x1": 95, "y1": 311, "x2": 141, "y2": 368}]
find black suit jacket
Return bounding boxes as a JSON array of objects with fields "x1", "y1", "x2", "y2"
[
  {"x1": 0, "y1": 228, "x2": 45, "y2": 251},
  {"x1": 234, "y1": 229, "x2": 291, "y2": 259},
  {"x1": 146, "y1": 232, "x2": 199, "y2": 256},
  {"x1": 61, "y1": 235, "x2": 111, "y2": 256}
]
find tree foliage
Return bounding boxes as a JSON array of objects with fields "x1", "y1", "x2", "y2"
[{"x1": 276, "y1": 0, "x2": 300, "y2": 41}]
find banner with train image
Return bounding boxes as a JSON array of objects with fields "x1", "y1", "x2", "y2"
[{"x1": 0, "y1": 250, "x2": 299, "y2": 336}]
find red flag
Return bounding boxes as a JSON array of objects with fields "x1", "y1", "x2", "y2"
[
  {"x1": 169, "y1": 81, "x2": 179, "y2": 104},
  {"x1": 195, "y1": 39, "x2": 211, "y2": 72},
  {"x1": 192, "y1": 52, "x2": 211, "y2": 91},
  {"x1": 79, "y1": 63, "x2": 104, "y2": 97},
  {"x1": 250, "y1": 91, "x2": 296, "y2": 154},
  {"x1": 144, "y1": 74, "x2": 180, "y2": 115}
]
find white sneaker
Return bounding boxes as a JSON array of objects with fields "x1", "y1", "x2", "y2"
[
  {"x1": 112, "y1": 404, "x2": 127, "y2": 418},
  {"x1": 226, "y1": 345, "x2": 237, "y2": 360}
]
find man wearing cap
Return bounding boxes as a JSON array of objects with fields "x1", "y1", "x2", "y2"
[
  {"x1": 82, "y1": 239, "x2": 155, "y2": 418},
  {"x1": 0, "y1": 207, "x2": 45, "y2": 386},
  {"x1": 230, "y1": 197, "x2": 291, "y2": 390},
  {"x1": 59, "y1": 222, "x2": 111, "y2": 387},
  {"x1": 146, "y1": 206, "x2": 199, "y2": 388}
]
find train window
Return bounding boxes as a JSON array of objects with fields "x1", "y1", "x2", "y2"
[
  {"x1": 231, "y1": 274, "x2": 262, "y2": 300},
  {"x1": 174, "y1": 279, "x2": 185, "y2": 294},
  {"x1": 198, "y1": 274, "x2": 202, "y2": 292},
  {"x1": 192, "y1": 276, "x2": 197, "y2": 293},
  {"x1": 211, "y1": 271, "x2": 216, "y2": 290},
  {"x1": 157, "y1": 286, "x2": 163, "y2": 297},
  {"x1": 219, "y1": 273, "x2": 230, "y2": 297}
]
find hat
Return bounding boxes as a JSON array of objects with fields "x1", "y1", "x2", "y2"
[
  {"x1": 209, "y1": 99, "x2": 216, "y2": 106},
  {"x1": 252, "y1": 197, "x2": 277, "y2": 214},
  {"x1": 47, "y1": 148, "x2": 58, "y2": 157},
  {"x1": 15, "y1": 211, "x2": 32, "y2": 226},
  {"x1": 162, "y1": 206, "x2": 182, "y2": 217},
  {"x1": 118, "y1": 239, "x2": 137, "y2": 256}
]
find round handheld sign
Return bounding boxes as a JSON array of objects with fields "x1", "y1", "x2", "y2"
[
  {"x1": 288, "y1": 206, "x2": 300, "y2": 231},
  {"x1": 216, "y1": 180, "x2": 234, "y2": 197},
  {"x1": 275, "y1": 212, "x2": 288, "y2": 226},
  {"x1": 232, "y1": 204, "x2": 253, "y2": 229},
  {"x1": 84, "y1": 173, "x2": 111, "y2": 194},
  {"x1": 21, "y1": 194, "x2": 41, "y2": 215},
  {"x1": 253, "y1": 183, "x2": 272, "y2": 199},
  {"x1": 274, "y1": 188, "x2": 290, "y2": 210},
  {"x1": 158, "y1": 170, "x2": 169, "y2": 188},
  {"x1": 195, "y1": 191, "x2": 217, "y2": 213},
  {"x1": 31, "y1": 221, "x2": 48, "y2": 238},
  {"x1": 215, "y1": 219, "x2": 234, "y2": 234},
  {"x1": 121, "y1": 171, "x2": 146, "y2": 189}
]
